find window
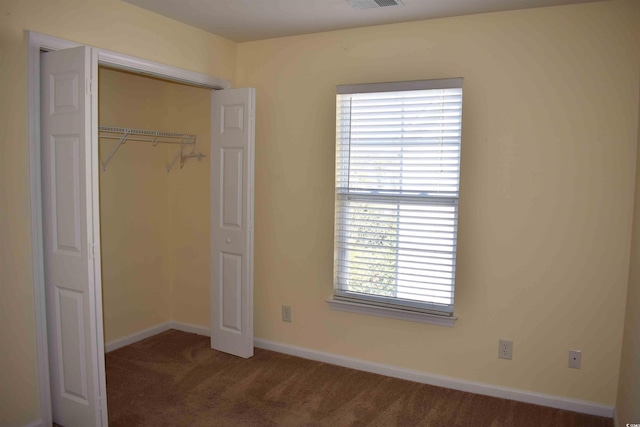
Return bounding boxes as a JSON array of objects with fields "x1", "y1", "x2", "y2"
[{"x1": 332, "y1": 78, "x2": 463, "y2": 319}]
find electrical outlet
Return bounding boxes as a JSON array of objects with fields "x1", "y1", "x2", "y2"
[
  {"x1": 282, "y1": 305, "x2": 292, "y2": 322},
  {"x1": 499, "y1": 339, "x2": 513, "y2": 360},
  {"x1": 568, "y1": 350, "x2": 581, "y2": 369}
]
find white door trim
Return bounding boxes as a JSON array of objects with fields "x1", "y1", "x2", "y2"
[{"x1": 27, "y1": 31, "x2": 231, "y2": 426}]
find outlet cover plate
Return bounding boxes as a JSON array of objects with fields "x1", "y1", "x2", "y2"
[
  {"x1": 499, "y1": 339, "x2": 513, "y2": 360},
  {"x1": 282, "y1": 305, "x2": 292, "y2": 322},
  {"x1": 568, "y1": 350, "x2": 581, "y2": 369}
]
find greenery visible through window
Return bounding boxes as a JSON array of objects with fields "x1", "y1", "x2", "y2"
[{"x1": 333, "y1": 79, "x2": 463, "y2": 315}]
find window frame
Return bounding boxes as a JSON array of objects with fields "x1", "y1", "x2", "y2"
[{"x1": 329, "y1": 78, "x2": 463, "y2": 325}]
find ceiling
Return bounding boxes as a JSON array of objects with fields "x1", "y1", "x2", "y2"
[{"x1": 124, "y1": 0, "x2": 604, "y2": 43}]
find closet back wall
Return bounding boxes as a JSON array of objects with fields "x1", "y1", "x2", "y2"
[{"x1": 99, "y1": 68, "x2": 211, "y2": 343}]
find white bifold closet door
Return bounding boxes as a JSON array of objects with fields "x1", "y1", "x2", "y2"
[
  {"x1": 41, "y1": 46, "x2": 107, "y2": 427},
  {"x1": 210, "y1": 88, "x2": 255, "y2": 359},
  {"x1": 40, "y1": 43, "x2": 255, "y2": 426}
]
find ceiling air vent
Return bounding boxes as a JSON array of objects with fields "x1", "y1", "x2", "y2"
[{"x1": 347, "y1": 0, "x2": 405, "y2": 10}]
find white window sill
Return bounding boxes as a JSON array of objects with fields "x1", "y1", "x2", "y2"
[{"x1": 326, "y1": 298, "x2": 458, "y2": 327}]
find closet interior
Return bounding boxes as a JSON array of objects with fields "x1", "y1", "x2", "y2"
[{"x1": 98, "y1": 66, "x2": 212, "y2": 348}]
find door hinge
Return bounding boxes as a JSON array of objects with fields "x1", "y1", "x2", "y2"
[
  {"x1": 86, "y1": 79, "x2": 94, "y2": 95},
  {"x1": 97, "y1": 396, "x2": 105, "y2": 423},
  {"x1": 89, "y1": 243, "x2": 95, "y2": 259}
]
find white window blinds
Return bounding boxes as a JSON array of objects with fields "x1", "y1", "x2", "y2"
[{"x1": 334, "y1": 78, "x2": 463, "y2": 315}]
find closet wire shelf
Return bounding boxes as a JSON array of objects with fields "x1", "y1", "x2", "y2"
[{"x1": 98, "y1": 126, "x2": 206, "y2": 172}]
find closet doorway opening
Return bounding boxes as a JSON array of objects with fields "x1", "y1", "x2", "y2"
[
  {"x1": 30, "y1": 32, "x2": 255, "y2": 427},
  {"x1": 98, "y1": 66, "x2": 212, "y2": 351}
]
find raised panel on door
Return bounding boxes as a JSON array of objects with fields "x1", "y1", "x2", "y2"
[
  {"x1": 51, "y1": 136, "x2": 82, "y2": 254},
  {"x1": 221, "y1": 147, "x2": 243, "y2": 229},
  {"x1": 211, "y1": 88, "x2": 255, "y2": 358},
  {"x1": 56, "y1": 288, "x2": 89, "y2": 403},
  {"x1": 220, "y1": 252, "x2": 243, "y2": 332}
]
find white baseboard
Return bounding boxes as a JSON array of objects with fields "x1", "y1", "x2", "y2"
[
  {"x1": 105, "y1": 321, "x2": 210, "y2": 353},
  {"x1": 105, "y1": 322, "x2": 172, "y2": 353},
  {"x1": 170, "y1": 321, "x2": 210, "y2": 337},
  {"x1": 103, "y1": 322, "x2": 614, "y2": 418},
  {"x1": 22, "y1": 419, "x2": 44, "y2": 427},
  {"x1": 253, "y1": 338, "x2": 614, "y2": 419}
]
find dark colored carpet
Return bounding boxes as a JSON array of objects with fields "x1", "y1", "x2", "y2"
[{"x1": 105, "y1": 330, "x2": 613, "y2": 426}]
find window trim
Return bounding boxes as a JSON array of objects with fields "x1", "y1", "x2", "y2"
[
  {"x1": 326, "y1": 297, "x2": 458, "y2": 327},
  {"x1": 332, "y1": 77, "x2": 463, "y2": 324},
  {"x1": 337, "y1": 77, "x2": 463, "y2": 95}
]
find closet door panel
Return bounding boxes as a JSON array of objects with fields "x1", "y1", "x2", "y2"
[
  {"x1": 41, "y1": 45, "x2": 106, "y2": 427},
  {"x1": 211, "y1": 88, "x2": 255, "y2": 359}
]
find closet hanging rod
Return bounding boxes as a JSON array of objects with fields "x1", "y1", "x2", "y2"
[{"x1": 98, "y1": 125, "x2": 202, "y2": 172}]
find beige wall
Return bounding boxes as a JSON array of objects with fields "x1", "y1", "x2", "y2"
[
  {"x1": 98, "y1": 68, "x2": 211, "y2": 342},
  {"x1": 236, "y1": 0, "x2": 640, "y2": 406},
  {"x1": 100, "y1": 67, "x2": 172, "y2": 343},
  {"x1": 0, "y1": 1, "x2": 235, "y2": 425},
  {"x1": 616, "y1": 86, "x2": 640, "y2": 425},
  {"x1": 164, "y1": 86, "x2": 212, "y2": 328}
]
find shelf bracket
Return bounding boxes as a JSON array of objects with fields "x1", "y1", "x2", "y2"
[
  {"x1": 101, "y1": 132, "x2": 128, "y2": 171},
  {"x1": 167, "y1": 143, "x2": 184, "y2": 173}
]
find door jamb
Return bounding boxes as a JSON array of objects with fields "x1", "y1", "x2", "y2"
[{"x1": 27, "y1": 31, "x2": 231, "y2": 426}]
